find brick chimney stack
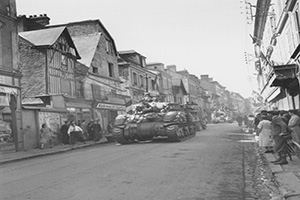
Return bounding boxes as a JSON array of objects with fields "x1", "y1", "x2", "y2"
[{"x1": 28, "y1": 14, "x2": 50, "y2": 26}]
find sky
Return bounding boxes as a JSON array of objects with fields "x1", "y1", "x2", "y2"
[{"x1": 16, "y1": 0, "x2": 256, "y2": 98}]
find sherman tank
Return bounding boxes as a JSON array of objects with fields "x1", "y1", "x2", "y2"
[{"x1": 112, "y1": 101, "x2": 199, "y2": 144}]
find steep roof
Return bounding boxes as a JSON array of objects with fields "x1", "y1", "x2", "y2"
[
  {"x1": 72, "y1": 33, "x2": 101, "y2": 67},
  {"x1": 19, "y1": 26, "x2": 66, "y2": 46},
  {"x1": 19, "y1": 26, "x2": 80, "y2": 58},
  {"x1": 119, "y1": 50, "x2": 146, "y2": 58},
  {"x1": 46, "y1": 19, "x2": 117, "y2": 54}
]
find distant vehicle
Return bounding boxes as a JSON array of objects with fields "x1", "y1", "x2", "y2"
[{"x1": 212, "y1": 112, "x2": 226, "y2": 123}]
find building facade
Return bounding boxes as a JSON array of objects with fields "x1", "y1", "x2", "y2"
[
  {"x1": 0, "y1": 0, "x2": 22, "y2": 151},
  {"x1": 49, "y1": 20, "x2": 129, "y2": 132},
  {"x1": 252, "y1": 0, "x2": 300, "y2": 110},
  {"x1": 118, "y1": 50, "x2": 159, "y2": 104},
  {"x1": 165, "y1": 65, "x2": 189, "y2": 104},
  {"x1": 146, "y1": 62, "x2": 173, "y2": 102}
]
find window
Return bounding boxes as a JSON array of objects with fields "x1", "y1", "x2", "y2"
[
  {"x1": 92, "y1": 66, "x2": 98, "y2": 74},
  {"x1": 151, "y1": 79, "x2": 156, "y2": 90},
  {"x1": 105, "y1": 40, "x2": 110, "y2": 53},
  {"x1": 108, "y1": 62, "x2": 114, "y2": 77},
  {"x1": 133, "y1": 72, "x2": 137, "y2": 85},
  {"x1": 140, "y1": 57, "x2": 146, "y2": 67},
  {"x1": 61, "y1": 79, "x2": 71, "y2": 96},
  {"x1": 75, "y1": 81, "x2": 84, "y2": 97},
  {"x1": 140, "y1": 75, "x2": 143, "y2": 87},
  {"x1": 61, "y1": 54, "x2": 68, "y2": 68}
]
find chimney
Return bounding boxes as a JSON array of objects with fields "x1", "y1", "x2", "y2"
[
  {"x1": 200, "y1": 74, "x2": 209, "y2": 80},
  {"x1": 29, "y1": 14, "x2": 50, "y2": 26},
  {"x1": 166, "y1": 65, "x2": 177, "y2": 72}
]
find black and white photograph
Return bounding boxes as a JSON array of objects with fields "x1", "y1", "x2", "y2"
[{"x1": 1, "y1": 0, "x2": 300, "y2": 199}]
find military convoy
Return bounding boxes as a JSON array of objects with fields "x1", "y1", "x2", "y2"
[{"x1": 112, "y1": 96, "x2": 207, "y2": 144}]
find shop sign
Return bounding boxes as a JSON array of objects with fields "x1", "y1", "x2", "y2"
[
  {"x1": 96, "y1": 103, "x2": 126, "y2": 111},
  {"x1": 67, "y1": 107, "x2": 76, "y2": 112}
]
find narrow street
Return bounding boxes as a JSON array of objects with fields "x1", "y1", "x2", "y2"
[{"x1": 0, "y1": 123, "x2": 280, "y2": 200}]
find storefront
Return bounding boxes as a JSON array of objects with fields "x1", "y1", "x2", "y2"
[
  {"x1": 93, "y1": 102, "x2": 126, "y2": 133},
  {"x1": 65, "y1": 97, "x2": 93, "y2": 124},
  {"x1": 0, "y1": 85, "x2": 22, "y2": 151}
]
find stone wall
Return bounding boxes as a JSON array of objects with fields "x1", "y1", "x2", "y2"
[{"x1": 19, "y1": 37, "x2": 46, "y2": 97}]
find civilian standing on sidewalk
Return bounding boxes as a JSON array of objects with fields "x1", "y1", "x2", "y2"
[
  {"x1": 271, "y1": 112, "x2": 290, "y2": 165},
  {"x1": 40, "y1": 123, "x2": 55, "y2": 149},
  {"x1": 60, "y1": 121, "x2": 70, "y2": 144},
  {"x1": 288, "y1": 110, "x2": 300, "y2": 144},
  {"x1": 257, "y1": 115, "x2": 273, "y2": 153},
  {"x1": 91, "y1": 120, "x2": 102, "y2": 141},
  {"x1": 67, "y1": 121, "x2": 83, "y2": 145}
]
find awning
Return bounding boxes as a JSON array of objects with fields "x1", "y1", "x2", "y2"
[
  {"x1": 270, "y1": 64, "x2": 299, "y2": 96},
  {"x1": 269, "y1": 88, "x2": 286, "y2": 103},
  {"x1": 270, "y1": 64, "x2": 298, "y2": 87}
]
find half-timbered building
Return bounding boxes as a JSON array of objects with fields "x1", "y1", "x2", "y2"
[
  {"x1": 18, "y1": 26, "x2": 81, "y2": 146},
  {"x1": 47, "y1": 20, "x2": 130, "y2": 131}
]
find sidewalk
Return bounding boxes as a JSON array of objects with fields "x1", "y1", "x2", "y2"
[
  {"x1": 0, "y1": 138, "x2": 109, "y2": 165},
  {"x1": 265, "y1": 152, "x2": 300, "y2": 200}
]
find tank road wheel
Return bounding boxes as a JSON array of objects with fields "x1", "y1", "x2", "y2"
[
  {"x1": 168, "y1": 127, "x2": 183, "y2": 142},
  {"x1": 184, "y1": 127, "x2": 190, "y2": 136},
  {"x1": 113, "y1": 129, "x2": 131, "y2": 145},
  {"x1": 190, "y1": 125, "x2": 196, "y2": 136}
]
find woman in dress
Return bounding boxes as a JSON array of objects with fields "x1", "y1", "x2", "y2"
[{"x1": 257, "y1": 115, "x2": 273, "y2": 152}]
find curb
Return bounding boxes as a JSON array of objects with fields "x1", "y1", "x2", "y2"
[
  {"x1": 0, "y1": 140, "x2": 109, "y2": 165},
  {"x1": 264, "y1": 153, "x2": 300, "y2": 200}
]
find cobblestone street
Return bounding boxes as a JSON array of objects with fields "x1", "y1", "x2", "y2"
[{"x1": 0, "y1": 123, "x2": 281, "y2": 200}]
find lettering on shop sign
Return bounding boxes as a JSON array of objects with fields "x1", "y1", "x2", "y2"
[{"x1": 96, "y1": 103, "x2": 126, "y2": 111}]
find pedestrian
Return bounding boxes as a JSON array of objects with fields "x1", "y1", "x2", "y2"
[
  {"x1": 271, "y1": 112, "x2": 291, "y2": 165},
  {"x1": 257, "y1": 115, "x2": 273, "y2": 152},
  {"x1": 91, "y1": 119, "x2": 102, "y2": 141},
  {"x1": 40, "y1": 123, "x2": 55, "y2": 149},
  {"x1": 80, "y1": 120, "x2": 89, "y2": 141},
  {"x1": 60, "y1": 121, "x2": 70, "y2": 144},
  {"x1": 288, "y1": 110, "x2": 300, "y2": 144},
  {"x1": 67, "y1": 121, "x2": 83, "y2": 145},
  {"x1": 107, "y1": 121, "x2": 114, "y2": 135},
  {"x1": 254, "y1": 113, "x2": 261, "y2": 132},
  {"x1": 87, "y1": 120, "x2": 94, "y2": 140}
]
